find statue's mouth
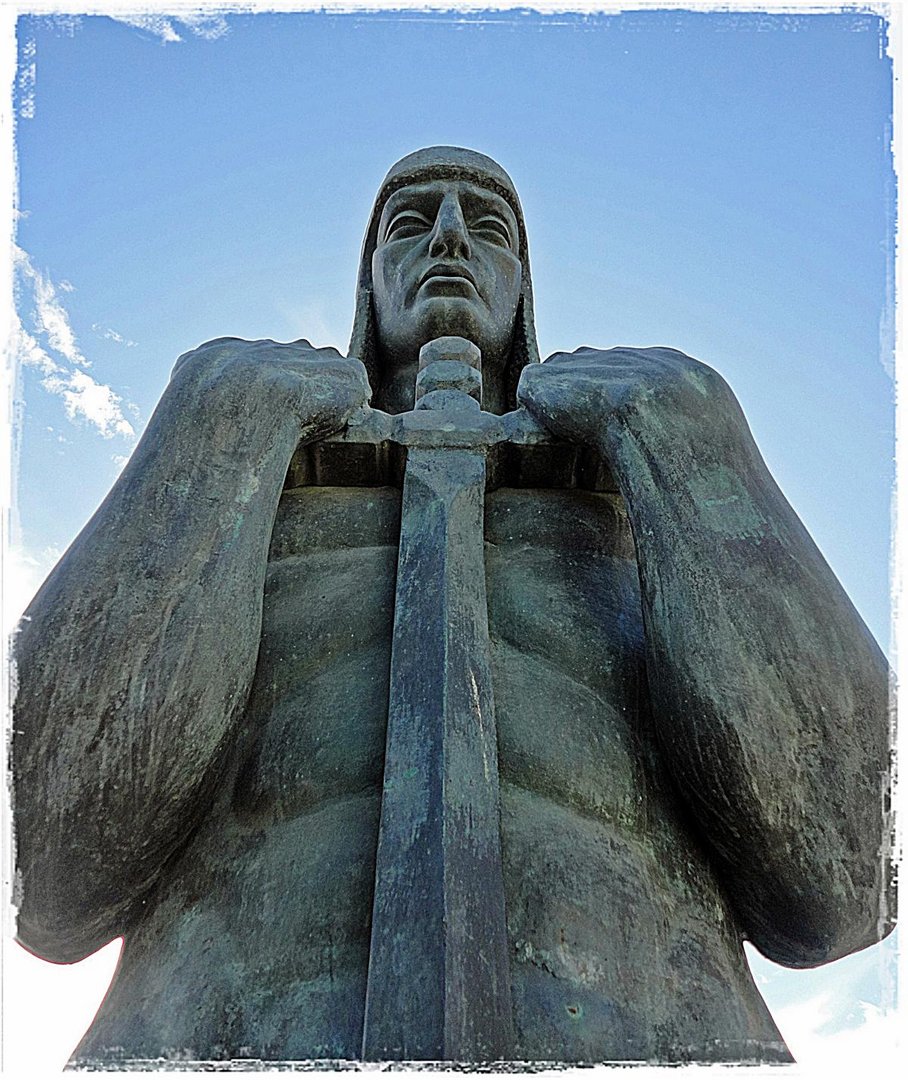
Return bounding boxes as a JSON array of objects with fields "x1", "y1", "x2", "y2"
[{"x1": 420, "y1": 263, "x2": 479, "y2": 292}]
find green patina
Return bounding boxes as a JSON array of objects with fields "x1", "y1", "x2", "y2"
[
  {"x1": 682, "y1": 365, "x2": 713, "y2": 397},
  {"x1": 689, "y1": 464, "x2": 766, "y2": 538}
]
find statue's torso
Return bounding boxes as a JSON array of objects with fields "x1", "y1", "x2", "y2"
[{"x1": 76, "y1": 483, "x2": 786, "y2": 1065}]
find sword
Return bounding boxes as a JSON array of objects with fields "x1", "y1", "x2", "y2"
[{"x1": 321, "y1": 337, "x2": 553, "y2": 1062}]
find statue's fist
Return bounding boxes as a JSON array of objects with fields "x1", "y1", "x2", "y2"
[
  {"x1": 517, "y1": 346, "x2": 731, "y2": 447},
  {"x1": 170, "y1": 337, "x2": 371, "y2": 441}
]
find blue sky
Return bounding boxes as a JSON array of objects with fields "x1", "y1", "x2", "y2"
[{"x1": 5, "y1": 5, "x2": 898, "y2": 1070}]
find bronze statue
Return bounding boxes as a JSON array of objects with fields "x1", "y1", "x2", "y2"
[{"x1": 13, "y1": 147, "x2": 893, "y2": 1066}]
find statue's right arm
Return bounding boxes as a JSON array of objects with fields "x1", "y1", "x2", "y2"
[{"x1": 12, "y1": 338, "x2": 370, "y2": 964}]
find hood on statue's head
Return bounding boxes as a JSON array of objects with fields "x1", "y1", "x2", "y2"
[{"x1": 348, "y1": 146, "x2": 540, "y2": 410}]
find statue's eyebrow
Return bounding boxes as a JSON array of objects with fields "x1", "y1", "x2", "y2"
[
  {"x1": 378, "y1": 182, "x2": 519, "y2": 246},
  {"x1": 378, "y1": 187, "x2": 439, "y2": 242},
  {"x1": 460, "y1": 189, "x2": 519, "y2": 246},
  {"x1": 385, "y1": 207, "x2": 433, "y2": 230}
]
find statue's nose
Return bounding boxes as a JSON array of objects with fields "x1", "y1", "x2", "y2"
[{"x1": 428, "y1": 194, "x2": 472, "y2": 260}]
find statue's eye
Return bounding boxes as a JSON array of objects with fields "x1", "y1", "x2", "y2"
[
  {"x1": 470, "y1": 216, "x2": 513, "y2": 248},
  {"x1": 384, "y1": 211, "x2": 432, "y2": 241}
]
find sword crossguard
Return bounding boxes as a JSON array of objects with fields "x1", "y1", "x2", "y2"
[{"x1": 323, "y1": 337, "x2": 555, "y2": 449}]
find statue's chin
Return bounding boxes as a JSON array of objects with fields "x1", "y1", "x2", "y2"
[
  {"x1": 411, "y1": 295, "x2": 488, "y2": 346},
  {"x1": 379, "y1": 299, "x2": 512, "y2": 371}
]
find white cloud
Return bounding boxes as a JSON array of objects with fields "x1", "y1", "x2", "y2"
[
  {"x1": 13, "y1": 325, "x2": 61, "y2": 378},
  {"x1": 113, "y1": 15, "x2": 183, "y2": 44},
  {"x1": 41, "y1": 368, "x2": 135, "y2": 440},
  {"x1": 13, "y1": 251, "x2": 137, "y2": 440},
  {"x1": 33, "y1": 273, "x2": 89, "y2": 366},
  {"x1": 180, "y1": 14, "x2": 231, "y2": 41},
  {"x1": 775, "y1": 993, "x2": 901, "y2": 1070},
  {"x1": 18, "y1": 37, "x2": 35, "y2": 120},
  {"x1": 14, "y1": 247, "x2": 88, "y2": 367},
  {"x1": 746, "y1": 933, "x2": 900, "y2": 1068},
  {"x1": 91, "y1": 322, "x2": 137, "y2": 347},
  {"x1": 111, "y1": 14, "x2": 231, "y2": 44}
]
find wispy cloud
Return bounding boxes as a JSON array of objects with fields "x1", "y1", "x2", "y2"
[
  {"x1": 14, "y1": 325, "x2": 58, "y2": 378},
  {"x1": 18, "y1": 37, "x2": 35, "y2": 119},
  {"x1": 112, "y1": 14, "x2": 231, "y2": 44},
  {"x1": 16, "y1": 247, "x2": 88, "y2": 367},
  {"x1": 13, "y1": 249, "x2": 136, "y2": 440},
  {"x1": 113, "y1": 14, "x2": 183, "y2": 43},
  {"x1": 91, "y1": 323, "x2": 137, "y2": 348},
  {"x1": 179, "y1": 14, "x2": 231, "y2": 41},
  {"x1": 750, "y1": 932, "x2": 900, "y2": 1068},
  {"x1": 42, "y1": 368, "x2": 136, "y2": 440}
]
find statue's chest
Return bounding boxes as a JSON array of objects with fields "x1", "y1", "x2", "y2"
[{"x1": 232, "y1": 484, "x2": 646, "y2": 823}]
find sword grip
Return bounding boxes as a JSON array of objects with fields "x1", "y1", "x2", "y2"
[{"x1": 416, "y1": 337, "x2": 482, "y2": 410}]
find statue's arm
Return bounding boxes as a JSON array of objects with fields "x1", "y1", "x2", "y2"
[
  {"x1": 12, "y1": 338, "x2": 369, "y2": 964},
  {"x1": 519, "y1": 348, "x2": 893, "y2": 968}
]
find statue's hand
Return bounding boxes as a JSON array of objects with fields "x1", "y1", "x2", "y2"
[
  {"x1": 517, "y1": 346, "x2": 733, "y2": 448},
  {"x1": 170, "y1": 336, "x2": 371, "y2": 442}
]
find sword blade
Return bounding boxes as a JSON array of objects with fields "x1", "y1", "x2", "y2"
[{"x1": 361, "y1": 447, "x2": 514, "y2": 1062}]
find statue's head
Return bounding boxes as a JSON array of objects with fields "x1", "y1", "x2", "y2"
[{"x1": 349, "y1": 147, "x2": 540, "y2": 413}]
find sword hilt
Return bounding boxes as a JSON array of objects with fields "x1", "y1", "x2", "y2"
[{"x1": 302, "y1": 350, "x2": 616, "y2": 492}]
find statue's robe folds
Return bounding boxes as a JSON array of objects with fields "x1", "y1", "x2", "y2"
[{"x1": 13, "y1": 347, "x2": 891, "y2": 1066}]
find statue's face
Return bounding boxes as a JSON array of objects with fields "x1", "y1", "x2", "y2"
[{"x1": 371, "y1": 179, "x2": 522, "y2": 372}]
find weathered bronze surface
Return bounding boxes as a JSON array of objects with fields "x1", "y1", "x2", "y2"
[{"x1": 12, "y1": 147, "x2": 893, "y2": 1068}]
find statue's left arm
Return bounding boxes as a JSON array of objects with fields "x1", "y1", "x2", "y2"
[{"x1": 519, "y1": 347, "x2": 893, "y2": 968}]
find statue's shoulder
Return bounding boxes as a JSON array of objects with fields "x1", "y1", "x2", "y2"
[{"x1": 543, "y1": 343, "x2": 706, "y2": 366}]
